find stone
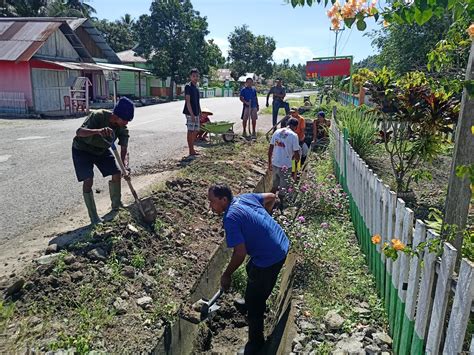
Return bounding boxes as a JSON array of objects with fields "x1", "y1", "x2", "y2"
[
  {"x1": 36, "y1": 253, "x2": 60, "y2": 265},
  {"x1": 29, "y1": 316, "x2": 42, "y2": 326},
  {"x1": 122, "y1": 266, "x2": 135, "y2": 278},
  {"x1": 69, "y1": 262, "x2": 82, "y2": 271},
  {"x1": 4, "y1": 278, "x2": 25, "y2": 296},
  {"x1": 324, "y1": 333, "x2": 338, "y2": 342},
  {"x1": 120, "y1": 290, "x2": 129, "y2": 299},
  {"x1": 293, "y1": 343, "x2": 304, "y2": 353},
  {"x1": 88, "y1": 248, "x2": 106, "y2": 261},
  {"x1": 324, "y1": 310, "x2": 345, "y2": 330},
  {"x1": 136, "y1": 296, "x2": 153, "y2": 308},
  {"x1": 113, "y1": 297, "x2": 128, "y2": 315},
  {"x1": 299, "y1": 320, "x2": 317, "y2": 332},
  {"x1": 334, "y1": 337, "x2": 365, "y2": 354},
  {"x1": 127, "y1": 224, "x2": 139, "y2": 234},
  {"x1": 45, "y1": 244, "x2": 58, "y2": 255},
  {"x1": 359, "y1": 301, "x2": 370, "y2": 308},
  {"x1": 70, "y1": 271, "x2": 83, "y2": 282},
  {"x1": 293, "y1": 334, "x2": 308, "y2": 347},
  {"x1": 373, "y1": 332, "x2": 393, "y2": 346},
  {"x1": 365, "y1": 344, "x2": 382, "y2": 354},
  {"x1": 353, "y1": 306, "x2": 370, "y2": 315},
  {"x1": 63, "y1": 254, "x2": 76, "y2": 265}
]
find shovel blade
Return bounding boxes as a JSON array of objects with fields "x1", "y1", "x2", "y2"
[{"x1": 140, "y1": 197, "x2": 157, "y2": 223}]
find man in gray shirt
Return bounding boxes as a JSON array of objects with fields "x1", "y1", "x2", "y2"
[{"x1": 266, "y1": 78, "x2": 290, "y2": 127}]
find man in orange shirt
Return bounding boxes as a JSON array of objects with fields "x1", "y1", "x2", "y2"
[{"x1": 289, "y1": 107, "x2": 309, "y2": 165}]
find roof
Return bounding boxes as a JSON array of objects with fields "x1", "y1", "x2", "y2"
[
  {"x1": 238, "y1": 72, "x2": 257, "y2": 82},
  {"x1": 0, "y1": 20, "x2": 61, "y2": 61},
  {"x1": 216, "y1": 68, "x2": 233, "y2": 81},
  {"x1": 38, "y1": 60, "x2": 148, "y2": 73},
  {"x1": 78, "y1": 19, "x2": 121, "y2": 64},
  {"x1": 116, "y1": 49, "x2": 147, "y2": 63},
  {"x1": 0, "y1": 18, "x2": 92, "y2": 62}
]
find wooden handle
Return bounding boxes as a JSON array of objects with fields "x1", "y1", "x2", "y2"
[{"x1": 110, "y1": 145, "x2": 146, "y2": 217}]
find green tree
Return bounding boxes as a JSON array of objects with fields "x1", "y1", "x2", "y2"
[
  {"x1": 227, "y1": 25, "x2": 276, "y2": 81},
  {"x1": 0, "y1": 0, "x2": 47, "y2": 16},
  {"x1": 202, "y1": 39, "x2": 225, "y2": 69},
  {"x1": 134, "y1": 0, "x2": 211, "y2": 95},
  {"x1": 93, "y1": 19, "x2": 136, "y2": 53},
  {"x1": 369, "y1": 16, "x2": 452, "y2": 75}
]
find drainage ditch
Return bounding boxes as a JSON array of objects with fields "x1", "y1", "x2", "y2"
[{"x1": 152, "y1": 172, "x2": 297, "y2": 355}]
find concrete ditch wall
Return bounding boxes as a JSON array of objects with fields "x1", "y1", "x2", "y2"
[{"x1": 152, "y1": 170, "x2": 297, "y2": 354}]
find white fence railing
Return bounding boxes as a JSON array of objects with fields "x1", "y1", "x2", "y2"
[{"x1": 331, "y1": 116, "x2": 473, "y2": 354}]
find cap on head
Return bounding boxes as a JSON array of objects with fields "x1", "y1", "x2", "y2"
[
  {"x1": 288, "y1": 117, "x2": 299, "y2": 128},
  {"x1": 318, "y1": 111, "x2": 326, "y2": 118},
  {"x1": 290, "y1": 107, "x2": 298, "y2": 113},
  {"x1": 201, "y1": 107, "x2": 213, "y2": 115},
  {"x1": 113, "y1": 97, "x2": 135, "y2": 121}
]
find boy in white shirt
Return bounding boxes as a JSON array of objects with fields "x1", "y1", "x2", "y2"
[{"x1": 268, "y1": 118, "x2": 301, "y2": 193}]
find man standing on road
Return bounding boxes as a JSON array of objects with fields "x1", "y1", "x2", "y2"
[
  {"x1": 266, "y1": 78, "x2": 290, "y2": 127},
  {"x1": 240, "y1": 77, "x2": 259, "y2": 138},
  {"x1": 268, "y1": 118, "x2": 301, "y2": 193},
  {"x1": 183, "y1": 68, "x2": 201, "y2": 156},
  {"x1": 208, "y1": 183, "x2": 289, "y2": 354},
  {"x1": 72, "y1": 97, "x2": 134, "y2": 225}
]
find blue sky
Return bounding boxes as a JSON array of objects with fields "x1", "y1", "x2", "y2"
[{"x1": 92, "y1": 0, "x2": 382, "y2": 65}]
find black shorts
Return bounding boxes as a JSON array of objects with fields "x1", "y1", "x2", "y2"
[{"x1": 72, "y1": 147, "x2": 120, "y2": 182}]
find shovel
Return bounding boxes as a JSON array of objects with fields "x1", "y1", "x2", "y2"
[
  {"x1": 200, "y1": 288, "x2": 224, "y2": 321},
  {"x1": 108, "y1": 140, "x2": 157, "y2": 224}
]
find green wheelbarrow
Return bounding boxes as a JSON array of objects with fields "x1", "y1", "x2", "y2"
[{"x1": 201, "y1": 121, "x2": 235, "y2": 144}]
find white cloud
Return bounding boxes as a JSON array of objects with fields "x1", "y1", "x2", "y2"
[
  {"x1": 273, "y1": 47, "x2": 316, "y2": 64},
  {"x1": 210, "y1": 37, "x2": 230, "y2": 58},
  {"x1": 208, "y1": 39, "x2": 316, "y2": 65}
]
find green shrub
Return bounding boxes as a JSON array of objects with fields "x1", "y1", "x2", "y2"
[{"x1": 337, "y1": 108, "x2": 379, "y2": 160}]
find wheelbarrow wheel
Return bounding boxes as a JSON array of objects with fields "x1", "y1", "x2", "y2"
[{"x1": 222, "y1": 129, "x2": 235, "y2": 142}]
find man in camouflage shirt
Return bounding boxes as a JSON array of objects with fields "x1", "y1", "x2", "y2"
[{"x1": 72, "y1": 97, "x2": 134, "y2": 224}]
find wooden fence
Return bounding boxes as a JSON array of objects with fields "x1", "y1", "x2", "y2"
[{"x1": 331, "y1": 117, "x2": 473, "y2": 354}]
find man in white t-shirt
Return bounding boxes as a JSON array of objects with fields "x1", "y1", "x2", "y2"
[{"x1": 268, "y1": 118, "x2": 301, "y2": 193}]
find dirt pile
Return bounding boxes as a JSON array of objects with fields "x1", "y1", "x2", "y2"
[{"x1": 0, "y1": 141, "x2": 268, "y2": 353}]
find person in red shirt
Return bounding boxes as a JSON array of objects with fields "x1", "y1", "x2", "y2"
[{"x1": 196, "y1": 108, "x2": 213, "y2": 141}]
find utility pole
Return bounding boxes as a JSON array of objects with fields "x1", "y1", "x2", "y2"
[{"x1": 330, "y1": 27, "x2": 344, "y2": 89}]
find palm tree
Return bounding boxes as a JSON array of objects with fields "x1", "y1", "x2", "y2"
[
  {"x1": 45, "y1": 0, "x2": 84, "y2": 17},
  {"x1": 120, "y1": 13, "x2": 134, "y2": 27},
  {"x1": 63, "y1": 0, "x2": 96, "y2": 18}
]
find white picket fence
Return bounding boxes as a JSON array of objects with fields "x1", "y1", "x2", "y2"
[{"x1": 331, "y1": 116, "x2": 473, "y2": 354}]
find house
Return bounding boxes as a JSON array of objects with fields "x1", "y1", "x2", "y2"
[
  {"x1": 237, "y1": 72, "x2": 263, "y2": 84},
  {"x1": 0, "y1": 17, "x2": 145, "y2": 115},
  {"x1": 115, "y1": 49, "x2": 171, "y2": 98},
  {"x1": 215, "y1": 68, "x2": 233, "y2": 82}
]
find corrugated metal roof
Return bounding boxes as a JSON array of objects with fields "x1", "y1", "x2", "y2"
[
  {"x1": 80, "y1": 19, "x2": 121, "y2": 64},
  {"x1": 0, "y1": 20, "x2": 61, "y2": 61},
  {"x1": 116, "y1": 49, "x2": 147, "y2": 64}
]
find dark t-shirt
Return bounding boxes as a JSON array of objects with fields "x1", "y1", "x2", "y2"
[
  {"x1": 269, "y1": 86, "x2": 286, "y2": 102},
  {"x1": 72, "y1": 109, "x2": 129, "y2": 156},
  {"x1": 182, "y1": 82, "x2": 201, "y2": 116}
]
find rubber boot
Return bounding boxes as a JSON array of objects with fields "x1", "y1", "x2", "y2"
[
  {"x1": 109, "y1": 181, "x2": 122, "y2": 211},
  {"x1": 238, "y1": 317, "x2": 265, "y2": 355},
  {"x1": 83, "y1": 191, "x2": 102, "y2": 225}
]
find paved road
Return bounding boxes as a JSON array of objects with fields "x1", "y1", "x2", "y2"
[{"x1": 0, "y1": 91, "x2": 315, "y2": 245}]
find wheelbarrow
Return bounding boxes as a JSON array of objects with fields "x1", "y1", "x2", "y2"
[{"x1": 201, "y1": 121, "x2": 235, "y2": 144}]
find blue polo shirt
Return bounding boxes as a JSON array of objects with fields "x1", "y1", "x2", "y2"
[
  {"x1": 240, "y1": 87, "x2": 258, "y2": 108},
  {"x1": 223, "y1": 193, "x2": 289, "y2": 267}
]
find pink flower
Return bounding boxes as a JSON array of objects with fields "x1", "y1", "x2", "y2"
[
  {"x1": 320, "y1": 222, "x2": 329, "y2": 229},
  {"x1": 288, "y1": 187, "x2": 294, "y2": 193},
  {"x1": 281, "y1": 165, "x2": 288, "y2": 173},
  {"x1": 300, "y1": 184, "x2": 309, "y2": 193},
  {"x1": 298, "y1": 216, "x2": 306, "y2": 223}
]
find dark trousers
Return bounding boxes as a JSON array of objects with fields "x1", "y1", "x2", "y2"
[
  {"x1": 272, "y1": 101, "x2": 290, "y2": 126},
  {"x1": 244, "y1": 257, "x2": 286, "y2": 345}
]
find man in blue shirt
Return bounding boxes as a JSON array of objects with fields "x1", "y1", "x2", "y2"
[
  {"x1": 208, "y1": 183, "x2": 289, "y2": 354},
  {"x1": 240, "y1": 77, "x2": 259, "y2": 138}
]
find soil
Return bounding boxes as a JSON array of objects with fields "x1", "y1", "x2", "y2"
[
  {"x1": 365, "y1": 149, "x2": 452, "y2": 221},
  {"x1": 0, "y1": 140, "x2": 268, "y2": 353},
  {"x1": 193, "y1": 292, "x2": 249, "y2": 354}
]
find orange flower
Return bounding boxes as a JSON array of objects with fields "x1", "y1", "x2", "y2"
[
  {"x1": 467, "y1": 23, "x2": 474, "y2": 38},
  {"x1": 391, "y1": 238, "x2": 405, "y2": 251},
  {"x1": 383, "y1": 20, "x2": 390, "y2": 27},
  {"x1": 372, "y1": 234, "x2": 381, "y2": 244}
]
